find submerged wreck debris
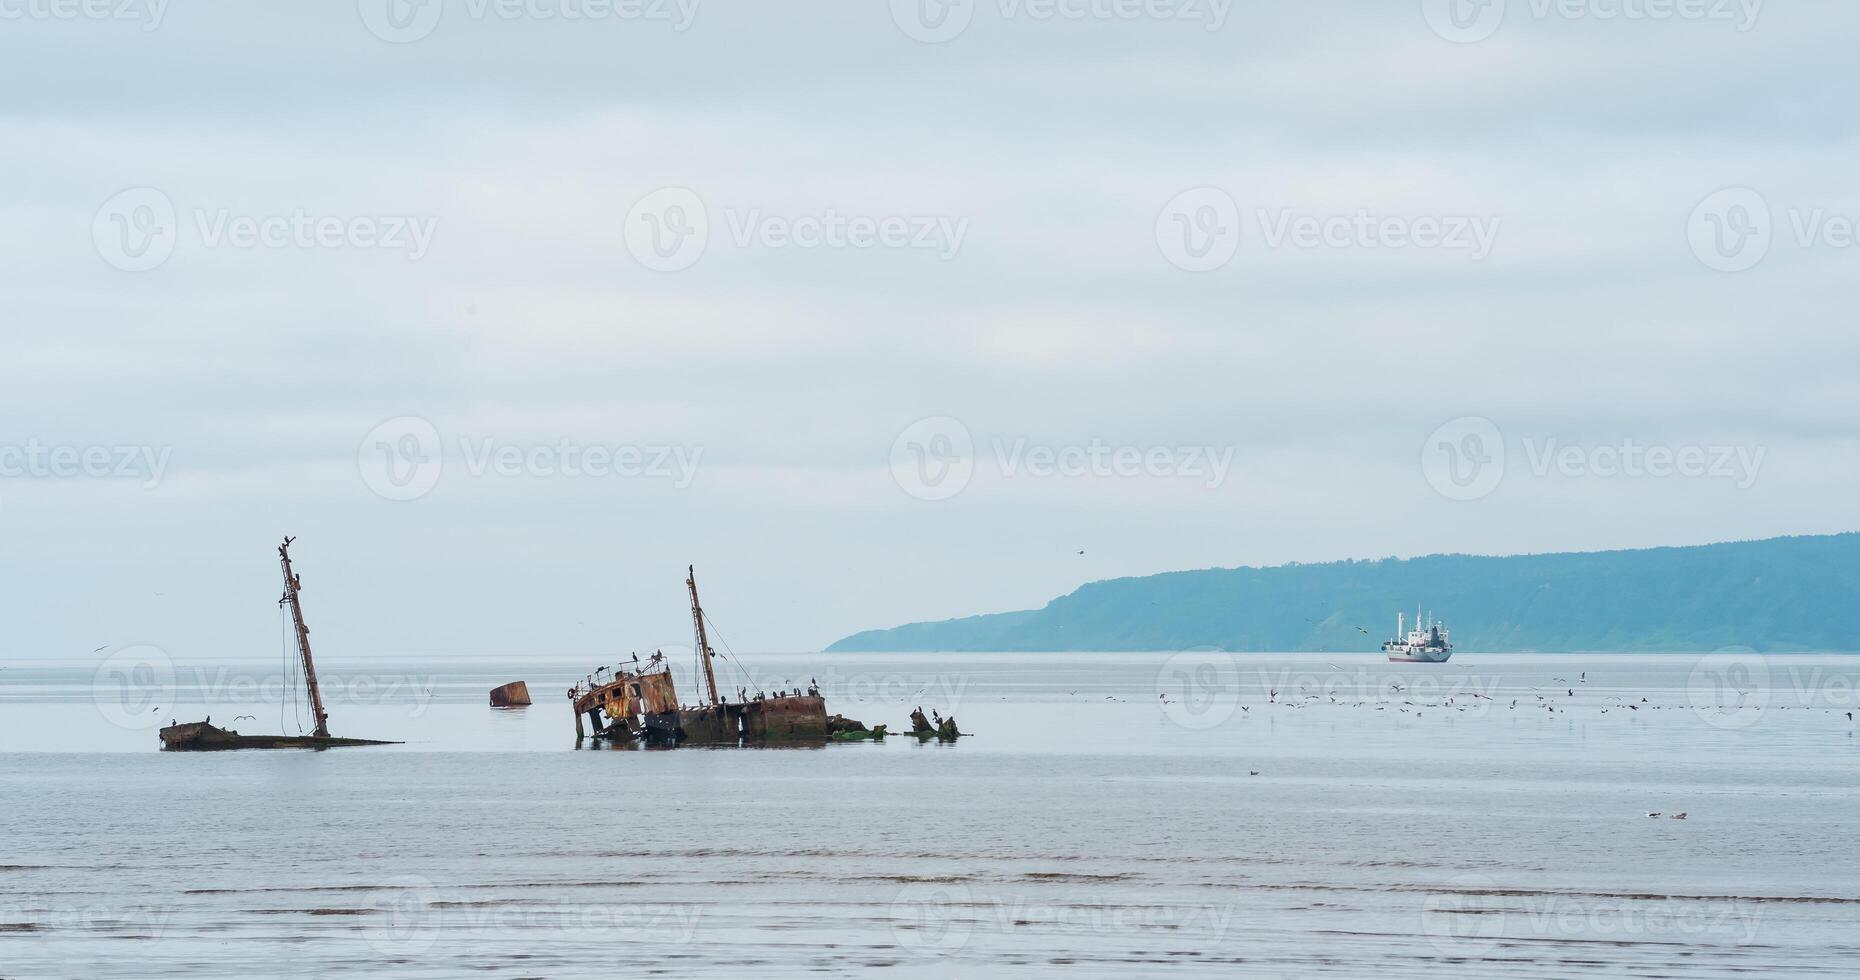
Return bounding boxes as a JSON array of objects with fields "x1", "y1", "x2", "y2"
[
  {"x1": 159, "y1": 537, "x2": 397, "y2": 752},
  {"x1": 828, "y1": 714, "x2": 886, "y2": 742},
  {"x1": 159, "y1": 722, "x2": 394, "y2": 751},
  {"x1": 909, "y1": 706, "x2": 966, "y2": 742},
  {"x1": 489, "y1": 681, "x2": 532, "y2": 707},
  {"x1": 570, "y1": 566, "x2": 859, "y2": 746}
]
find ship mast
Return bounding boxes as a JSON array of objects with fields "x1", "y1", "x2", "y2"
[
  {"x1": 279, "y1": 536, "x2": 329, "y2": 737},
  {"x1": 686, "y1": 565, "x2": 721, "y2": 706}
]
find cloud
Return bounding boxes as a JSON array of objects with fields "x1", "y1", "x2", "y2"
[{"x1": 0, "y1": 1, "x2": 1854, "y2": 651}]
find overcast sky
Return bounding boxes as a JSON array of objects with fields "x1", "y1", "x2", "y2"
[{"x1": 2, "y1": 0, "x2": 1855, "y2": 660}]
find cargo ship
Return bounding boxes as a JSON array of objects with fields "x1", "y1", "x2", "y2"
[
  {"x1": 568, "y1": 566, "x2": 830, "y2": 744},
  {"x1": 1383, "y1": 606, "x2": 1453, "y2": 663}
]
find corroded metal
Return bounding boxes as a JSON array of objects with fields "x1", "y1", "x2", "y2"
[
  {"x1": 489, "y1": 681, "x2": 532, "y2": 707},
  {"x1": 687, "y1": 565, "x2": 721, "y2": 707},
  {"x1": 569, "y1": 652, "x2": 682, "y2": 741},
  {"x1": 277, "y1": 536, "x2": 328, "y2": 738}
]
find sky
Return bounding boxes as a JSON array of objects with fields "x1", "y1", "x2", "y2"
[{"x1": 1, "y1": 0, "x2": 1856, "y2": 660}]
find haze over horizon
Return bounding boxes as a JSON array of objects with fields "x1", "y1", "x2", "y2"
[{"x1": 4, "y1": 1, "x2": 1856, "y2": 657}]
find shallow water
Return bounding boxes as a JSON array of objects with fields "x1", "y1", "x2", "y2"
[{"x1": 3, "y1": 652, "x2": 1859, "y2": 977}]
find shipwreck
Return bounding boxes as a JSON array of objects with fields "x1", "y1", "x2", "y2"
[
  {"x1": 569, "y1": 566, "x2": 843, "y2": 745},
  {"x1": 158, "y1": 537, "x2": 397, "y2": 751}
]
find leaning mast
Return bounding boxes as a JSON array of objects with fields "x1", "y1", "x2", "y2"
[
  {"x1": 279, "y1": 536, "x2": 329, "y2": 737},
  {"x1": 686, "y1": 565, "x2": 722, "y2": 706}
]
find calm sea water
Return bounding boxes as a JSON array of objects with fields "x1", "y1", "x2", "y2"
[{"x1": 3, "y1": 651, "x2": 1859, "y2": 978}]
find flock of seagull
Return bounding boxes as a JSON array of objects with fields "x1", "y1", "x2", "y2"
[{"x1": 1151, "y1": 668, "x2": 1860, "y2": 725}]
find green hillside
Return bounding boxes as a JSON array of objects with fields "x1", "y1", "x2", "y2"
[{"x1": 827, "y1": 534, "x2": 1860, "y2": 653}]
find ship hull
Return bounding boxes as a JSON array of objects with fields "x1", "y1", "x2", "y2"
[
  {"x1": 158, "y1": 722, "x2": 398, "y2": 751},
  {"x1": 1385, "y1": 648, "x2": 1452, "y2": 663},
  {"x1": 671, "y1": 696, "x2": 830, "y2": 745}
]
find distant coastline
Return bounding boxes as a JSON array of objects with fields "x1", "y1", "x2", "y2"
[{"x1": 826, "y1": 533, "x2": 1860, "y2": 654}]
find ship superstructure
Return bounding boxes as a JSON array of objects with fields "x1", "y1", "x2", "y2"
[{"x1": 1383, "y1": 606, "x2": 1453, "y2": 663}]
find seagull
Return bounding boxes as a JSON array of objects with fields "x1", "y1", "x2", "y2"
[
  {"x1": 1248, "y1": 770, "x2": 1260, "y2": 776},
  {"x1": 1671, "y1": 812, "x2": 1688, "y2": 820},
  {"x1": 1354, "y1": 626, "x2": 1370, "y2": 635},
  {"x1": 92, "y1": 645, "x2": 109, "y2": 653}
]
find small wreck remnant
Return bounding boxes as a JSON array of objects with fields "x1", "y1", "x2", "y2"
[
  {"x1": 158, "y1": 537, "x2": 397, "y2": 752},
  {"x1": 568, "y1": 566, "x2": 839, "y2": 746},
  {"x1": 829, "y1": 715, "x2": 887, "y2": 742},
  {"x1": 489, "y1": 681, "x2": 532, "y2": 707},
  {"x1": 909, "y1": 706, "x2": 966, "y2": 742}
]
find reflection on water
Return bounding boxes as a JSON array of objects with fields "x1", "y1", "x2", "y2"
[{"x1": 3, "y1": 652, "x2": 1859, "y2": 977}]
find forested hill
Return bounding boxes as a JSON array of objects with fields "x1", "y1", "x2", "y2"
[{"x1": 826, "y1": 534, "x2": 1860, "y2": 653}]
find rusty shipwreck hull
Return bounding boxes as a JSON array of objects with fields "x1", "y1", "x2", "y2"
[
  {"x1": 675, "y1": 695, "x2": 829, "y2": 744},
  {"x1": 159, "y1": 722, "x2": 397, "y2": 751},
  {"x1": 568, "y1": 567, "x2": 834, "y2": 747},
  {"x1": 570, "y1": 668, "x2": 829, "y2": 745}
]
